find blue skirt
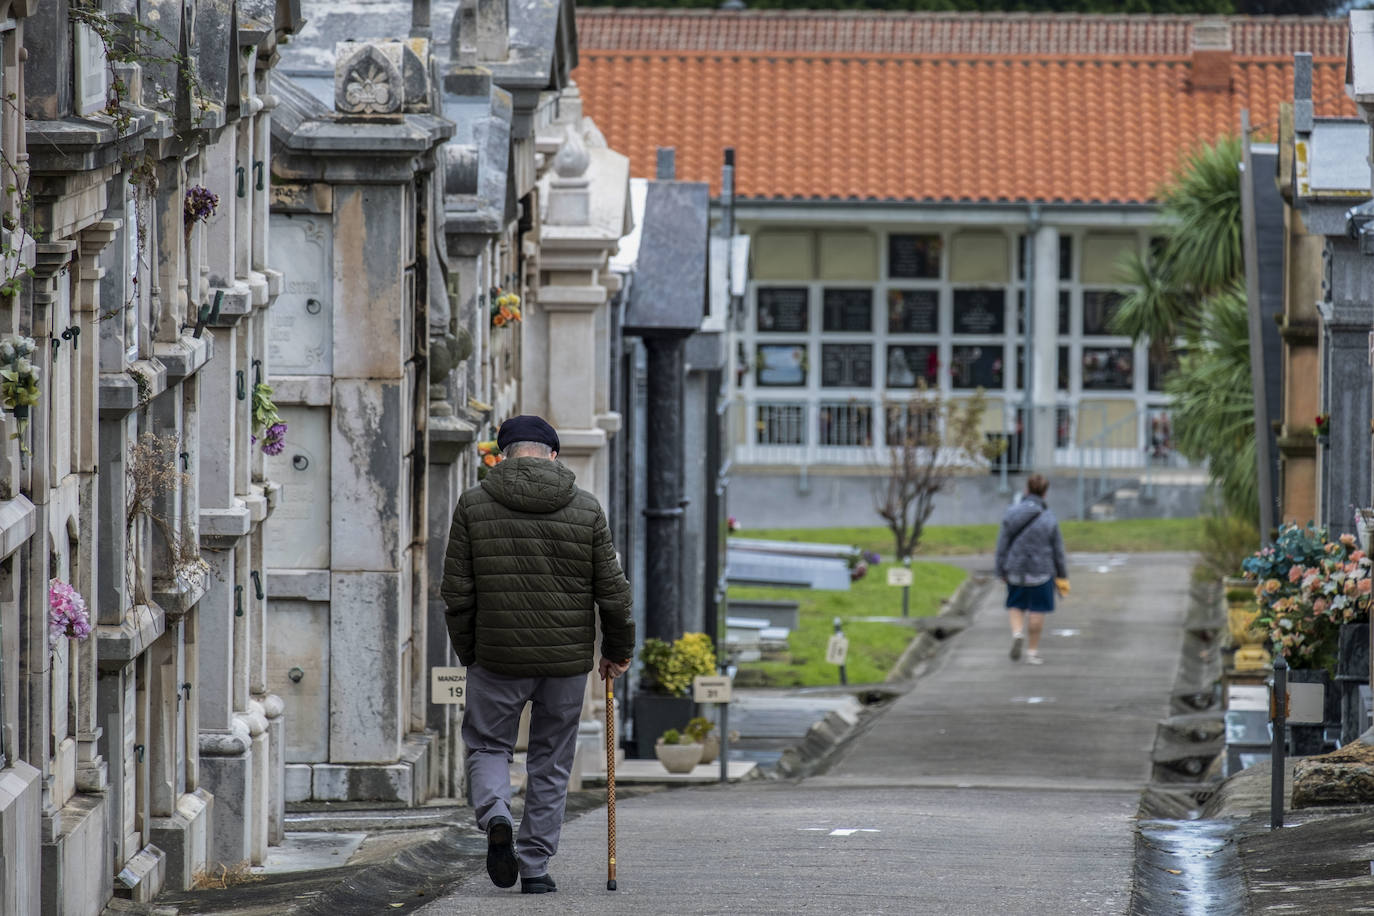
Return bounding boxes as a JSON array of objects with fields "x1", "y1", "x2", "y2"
[{"x1": 1006, "y1": 580, "x2": 1056, "y2": 613}]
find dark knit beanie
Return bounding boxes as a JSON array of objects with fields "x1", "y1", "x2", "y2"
[{"x1": 496, "y1": 415, "x2": 560, "y2": 454}]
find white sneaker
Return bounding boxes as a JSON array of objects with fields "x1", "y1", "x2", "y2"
[
  {"x1": 1010, "y1": 633, "x2": 1024, "y2": 661},
  {"x1": 1025, "y1": 651, "x2": 1044, "y2": 665}
]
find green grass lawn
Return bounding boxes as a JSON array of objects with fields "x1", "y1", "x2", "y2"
[
  {"x1": 742, "y1": 517, "x2": 1203, "y2": 559},
  {"x1": 729, "y1": 560, "x2": 966, "y2": 688}
]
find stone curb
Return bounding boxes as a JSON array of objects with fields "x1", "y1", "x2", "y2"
[
  {"x1": 886, "y1": 572, "x2": 990, "y2": 683},
  {"x1": 283, "y1": 805, "x2": 467, "y2": 833},
  {"x1": 136, "y1": 787, "x2": 665, "y2": 915}
]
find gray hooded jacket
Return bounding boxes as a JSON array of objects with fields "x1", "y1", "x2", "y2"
[{"x1": 994, "y1": 494, "x2": 1068, "y2": 586}]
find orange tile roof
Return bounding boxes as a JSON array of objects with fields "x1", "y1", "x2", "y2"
[{"x1": 572, "y1": 11, "x2": 1357, "y2": 204}]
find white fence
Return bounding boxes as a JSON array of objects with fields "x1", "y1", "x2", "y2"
[{"x1": 737, "y1": 398, "x2": 1197, "y2": 486}]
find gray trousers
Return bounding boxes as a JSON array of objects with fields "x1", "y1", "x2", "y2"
[{"x1": 462, "y1": 664, "x2": 586, "y2": 878}]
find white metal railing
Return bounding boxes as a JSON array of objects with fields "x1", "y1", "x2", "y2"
[{"x1": 735, "y1": 398, "x2": 1196, "y2": 495}]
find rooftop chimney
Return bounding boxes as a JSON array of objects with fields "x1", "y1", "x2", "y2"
[{"x1": 1190, "y1": 20, "x2": 1233, "y2": 92}]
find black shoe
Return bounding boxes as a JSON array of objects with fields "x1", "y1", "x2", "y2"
[
  {"x1": 485, "y1": 816, "x2": 518, "y2": 888},
  {"x1": 521, "y1": 874, "x2": 558, "y2": 894}
]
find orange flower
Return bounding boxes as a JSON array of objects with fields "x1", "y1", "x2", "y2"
[
  {"x1": 483, "y1": 454, "x2": 498, "y2": 467},
  {"x1": 493, "y1": 313, "x2": 507, "y2": 327}
]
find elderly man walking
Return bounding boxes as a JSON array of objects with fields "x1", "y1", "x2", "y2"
[{"x1": 442, "y1": 415, "x2": 635, "y2": 894}]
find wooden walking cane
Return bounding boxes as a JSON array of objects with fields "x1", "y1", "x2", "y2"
[{"x1": 605, "y1": 674, "x2": 618, "y2": 890}]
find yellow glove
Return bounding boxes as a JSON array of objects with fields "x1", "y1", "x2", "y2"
[{"x1": 1055, "y1": 578, "x2": 1071, "y2": 597}]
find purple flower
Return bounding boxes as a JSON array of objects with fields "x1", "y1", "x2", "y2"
[
  {"x1": 863, "y1": 551, "x2": 882, "y2": 565},
  {"x1": 184, "y1": 186, "x2": 220, "y2": 225},
  {"x1": 261, "y1": 421, "x2": 287, "y2": 456}
]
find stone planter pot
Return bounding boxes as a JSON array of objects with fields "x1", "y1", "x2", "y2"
[
  {"x1": 631, "y1": 694, "x2": 695, "y2": 759},
  {"x1": 654, "y1": 740, "x2": 703, "y2": 774},
  {"x1": 698, "y1": 732, "x2": 720, "y2": 766}
]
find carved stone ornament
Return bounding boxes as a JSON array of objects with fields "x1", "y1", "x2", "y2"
[{"x1": 335, "y1": 41, "x2": 405, "y2": 116}]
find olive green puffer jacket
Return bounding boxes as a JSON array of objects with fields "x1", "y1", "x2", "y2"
[{"x1": 441, "y1": 457, "x2": 635, "y2": 677}]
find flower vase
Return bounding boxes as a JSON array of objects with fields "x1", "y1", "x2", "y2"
[{"x1": 1222, "y1": 579, "x2": 1270, "y2": 671}]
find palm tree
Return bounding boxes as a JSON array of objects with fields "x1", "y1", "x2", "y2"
[{"x1": 1111, "y1": 136, "x2": 1257, "y2": 524}]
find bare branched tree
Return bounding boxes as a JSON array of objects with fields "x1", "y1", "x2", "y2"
[{"x1": 871, "y1": 385, "x2": 1002, "y2": 560}]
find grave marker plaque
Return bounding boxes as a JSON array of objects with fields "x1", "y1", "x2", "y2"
[
  {"x1": 757, "y1": 287, "x2": 809, "y2": 333},
  {"x1": 822, "y1": 289, "x2": 873, "y2": 332},
  {"x1": 756, "y1": 344, "x2": 808, "y2": 387},
  {"x1": 886, "y1": 344, "x2": 938, "y2": 388},
  {"x1": 889, "y1": 234, "x2": 942, "y2": 279},
  {"x1": 821, "y1": 343, "x2": 873, "y2": 388},
  {"x1": 887, "y1": 289, "x2": 938, "y2": 334},
  {"x1": 951, "y1": 345, "x2": 1004, "y2": 389},
  {"x1": 953, "y1": 289, "x2": 1006, "y2": 335}
]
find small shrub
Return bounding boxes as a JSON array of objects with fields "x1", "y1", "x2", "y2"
[
  {"x1": 660, "y1": 729, "x2": 681, "y2": 745},
  {"x1": 684, "y1": 716, "x2": 715, "y2": 744},
  {"x1": 639, "y1": 632, "x2": 716, "y2": 696}
]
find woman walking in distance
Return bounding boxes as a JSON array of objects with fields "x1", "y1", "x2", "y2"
[{"x1": 994, "y1": 474, "x2": 1069, "y2": 665}]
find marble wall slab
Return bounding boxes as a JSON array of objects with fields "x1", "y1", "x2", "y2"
[
  {"x1": 268, "y1": 214, "x2": 333, "y2": 376},
  {"x1": 266, "y1": 599, "x2": 330, "y2": 763},
  {"x1": 264, "y1": 406, "x2": 331, "y2": 569},
  {"x1": 329, "y1": 571, "x2": 403, "y2": 763}
]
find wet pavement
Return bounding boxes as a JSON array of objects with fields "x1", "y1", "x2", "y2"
[
  {"x1": 135, "y1": 550, "x2": 1374, "y2": 915},
  {"x1": 415, "y1": 552, "x2": 1191, "y2": 915}
]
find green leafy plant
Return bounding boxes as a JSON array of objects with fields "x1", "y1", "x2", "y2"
[
  {"x1": 659, "y1": 728, "x2": 682, "y2": 745},
  {"x1": 251, "y1": 383, "x2": 287, "y2": 455},
  {"x1": 639, "y1": 632, "x2": 717, "y2": 696},
  {"x1": 1110, "y1": 136, "x2": 1258, "y2": 524},
  {"x1": 683, "y1": 717, "x2": 715, "y2": 744}
]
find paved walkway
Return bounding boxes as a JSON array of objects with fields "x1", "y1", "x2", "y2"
[{"x1": 417, "y1": 552, "x2": 1192, "y2": 915}]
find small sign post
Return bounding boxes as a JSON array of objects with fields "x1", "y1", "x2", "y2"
[
  {"x1": 827, "y1": 618, "x2": 849, "y2": 685},
  {"x1": 887, "y1": 560, "x2": 913, "y2": 618},
  {"x1": 431, "y1": 667, "x2": 467, "y2": 709},
  {"x1": 693, "y1": 674, "x2": 734, "y2": 783},
  {"x1": 693, "y1": 675, "x2": 733, "y2": 704}
]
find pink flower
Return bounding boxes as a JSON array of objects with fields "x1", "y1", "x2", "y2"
[
  {"x1": 48, "y1": 579, "x2": 91, "y2": 648},
  {"x1": 1288, "y1": 565, "x2": 1304, "y2": 583},
  {"x1": 1341, "y1": 533, "x2": 1358, "y2": 547}
]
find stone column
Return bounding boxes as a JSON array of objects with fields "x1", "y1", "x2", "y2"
[
  {"x1": 643, "y1": 335, "x2": 687, "y2": 641},
  {"x1": 74, "y1": 223, "x2": 118, "y2": 796},
  {"x1": 1318, "y1": 239, "x2": 1374, "y2": 537},
  {"x1": 1029, "y1": 225, "x2": 1059, "y2": 471}
]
